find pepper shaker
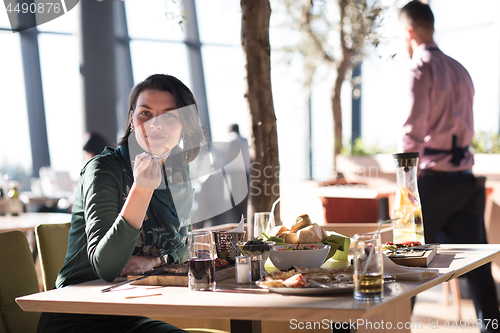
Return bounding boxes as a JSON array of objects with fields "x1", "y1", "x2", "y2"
[{"x1": 250, "y1": 255, "x2": 262, "y2": 281}]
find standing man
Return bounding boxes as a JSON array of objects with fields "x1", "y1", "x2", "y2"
[
  {"x1": 226, "y1": 124, "x2": 250, "y2": 220},
  {"x1": 399, "y1": 1, "x2": 500, "y2": 330}
]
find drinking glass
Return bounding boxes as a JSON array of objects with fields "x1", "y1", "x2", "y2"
[
  {"x1": 353, "y1": 233, "x2": 384, "y2": 301},
  {"x1": 187, "y1": 231, "x2": 216, "y2": 291},
  {"x1": 253, "y1": 212, "x2": 275, "y2": 239}
]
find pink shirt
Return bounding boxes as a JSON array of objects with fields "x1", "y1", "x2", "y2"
[{"x1": 402, "y1": 42, "x2": 475, "y2": 171}]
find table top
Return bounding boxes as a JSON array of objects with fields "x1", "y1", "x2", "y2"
[
  {"x1": 313, "y1": 185, "x2": 396, "y2": 199},
  {"x1": 0, "y1": 213, "x2": 72, "y2": 233},
  {"x1": 428, "y1": 244, "x2": 500, "y2": 279},
  {"x1": 16, "y1": 244, "x2": 500, "y2": 323}
]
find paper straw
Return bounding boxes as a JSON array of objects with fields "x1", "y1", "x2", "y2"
[
  {"x1": 362, "y1": 218, "x2": 399, "y2": 275},
  {"x1": 269, "y1": 196, "x2": 281, "y2": 218}
]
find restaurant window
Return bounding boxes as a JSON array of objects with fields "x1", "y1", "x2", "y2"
[
  {"x1": 38, "y1": 33, "x2": 83, "y2": 180},
  {"x1": 196, "y1": 0, "x2": 248, "y2": 143},
  {"x1": 0, "y1": 31, "x2": 32, "y2": 178},
  {"x1": 35, "y1": 1, "x2": 78, "y2": 34},
  {"x1": 200, "y1": 45, "x2": 246, "y2": 142},
  {"x1": 125, "y1": 0, "x2": 184, "y2": 42},
  {"x1": 125, "y1": 0, "x2": 191, "y2": 87},
  {"x1": 129, "y1": 40, "x2": 191, "y2": 87},
  {"x1": 0, "y1": 3, "x2": 11, "y2": 29}
]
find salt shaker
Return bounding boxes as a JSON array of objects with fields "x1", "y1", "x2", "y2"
[
  {"x1": 235, "y1": 256, "x2": 252, "y2": 284},
  {"x1": 250, "y1": 255, "x2": 262, "y2": 281}
]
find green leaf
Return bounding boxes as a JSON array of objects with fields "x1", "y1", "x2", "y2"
[
  {"x1": 322, "y1": 231, "x2": 351, "y2": 262},
  {"x1": 267, "y1": 236, "x2": 286, "y2": 244}
]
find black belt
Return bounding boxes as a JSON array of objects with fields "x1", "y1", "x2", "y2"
[
  {"x1": 420, "y1": 169, "x2": 472, "y2": 177},
  {"x1": 423, "y1": 135, "x2": 468, "y2": 166}
]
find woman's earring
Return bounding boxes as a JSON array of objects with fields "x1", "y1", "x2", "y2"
[{"x1": 178, "y1": 135, "x2": 184, "y2": 150}]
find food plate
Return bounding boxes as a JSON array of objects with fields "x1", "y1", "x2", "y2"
[{"x1": 255, "y1": 280, "x2": 353, "y2": 296}]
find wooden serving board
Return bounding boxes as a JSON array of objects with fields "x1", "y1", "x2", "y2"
[
  {"x1": 388, "y1": 248, "x2": 437, "y2": 267},
  {"x1": 128, "y1": 265, "x2": 235, "y2": 286}
]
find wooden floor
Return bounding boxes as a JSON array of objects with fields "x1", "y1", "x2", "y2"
[{"x1": 412, "y1": 285, "x2": 482, "y2": 333}]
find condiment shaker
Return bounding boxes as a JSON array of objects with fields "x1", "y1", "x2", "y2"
[
  {"x1": 250, "y1": 255, "x2": 262, "y2": 281},
  {"x1": 235, "y1": 256, "x2": 252, "y2": 284}
]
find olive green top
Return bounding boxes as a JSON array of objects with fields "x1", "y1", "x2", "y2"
[{"x1": 56, "y1": 145, "x2": 192, "y2": 288}]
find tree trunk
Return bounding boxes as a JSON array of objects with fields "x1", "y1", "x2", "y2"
[
  {"x1": 241, "y1": 0, "x2": 280, "y2": 239},
  {"x1": 331, "y1": 57, "x2": 351, "y2": 177},
  {"x1": 331, "y1": 0, "x2": 354, "y2": 178}
]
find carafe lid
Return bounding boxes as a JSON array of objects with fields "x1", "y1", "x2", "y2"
[
  {"x1": 393, "y1": 152, "x2": 419, "y2": 168},
  {"x1": 393, "y1": 152, "x2": 419, "y2": 160}
]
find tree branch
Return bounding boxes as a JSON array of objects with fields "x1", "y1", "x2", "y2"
[{"x1": 298, "y1": 0, "x2": 335, "y2": 65}]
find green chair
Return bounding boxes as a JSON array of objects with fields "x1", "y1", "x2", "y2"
[
  {"x1": 0, "y1": 230, "x2": 41, "y2": 333},
  {"x1": 35, "y1": 222, "x2": 71, "y2": 291}
]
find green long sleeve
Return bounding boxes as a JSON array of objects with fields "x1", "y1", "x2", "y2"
[{"x1": 56, "y1": 153, "x2": 140, "y2": 287}]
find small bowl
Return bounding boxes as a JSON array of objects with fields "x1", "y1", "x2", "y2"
[
  {"x1": 269, "y1": 244, "x2": 331, "y2": 271},
  {"x1": 237, "y1": 241, "x2": 275, "y2": 263}
]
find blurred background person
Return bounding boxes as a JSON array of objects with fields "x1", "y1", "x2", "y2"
[
  {"x1": 227, "y1": 124, "x2": 250, "y2": 174},
  {"x1": 226, "y1": 124, "x2": 250, "y2": 221},
  {"x1": 398, "y1": 2, "x2": 500, "y2": 330},
  {"x1": 83, "y1": 132, "x2": 112, "y2": 163}
]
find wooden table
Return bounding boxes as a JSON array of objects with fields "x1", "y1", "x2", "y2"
[
  {"x1": 16, "y1": 244, "x2": 500, "y2": 333},
  {"x1": 0, "y1": 213, "x2": 71, "y2": 233}
]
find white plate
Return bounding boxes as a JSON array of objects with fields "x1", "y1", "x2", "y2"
[{"x1": 255, "y1": 280, "x2": 353, "y2": 296}]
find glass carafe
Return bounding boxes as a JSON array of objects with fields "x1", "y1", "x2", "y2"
[{"x1": 392, "y1": 153, "x2": 425, "y2": 244}]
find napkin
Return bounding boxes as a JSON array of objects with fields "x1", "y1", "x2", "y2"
[
  {"x1": 228, "y1": 214, "x2": 245, "y2": 233},
  {"x1": 383, "y1": 254, "x2": 439, "y2": 281}
]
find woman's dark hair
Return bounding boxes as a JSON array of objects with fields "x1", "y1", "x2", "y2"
[
  {"x1": 399, "y1": 1, "x2": 434, "y2": 30},
  {"x1": 118, "y1": 74, "x2": 207, "y2": 163}
]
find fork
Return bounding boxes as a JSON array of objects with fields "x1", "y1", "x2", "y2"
[{"x1": 148, "y1": 148, "x2": 171, "y2": 161}]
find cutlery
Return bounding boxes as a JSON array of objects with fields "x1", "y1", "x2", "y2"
[
  {"x1": 148, "y1": 149, "x2": 171, "y2": 161},
  {"x1": 308, "y1": 280, "x2": 352, "y2": 289},
  {"x1": 101, "y1": 267, "x2": 165, "y2": 293}
]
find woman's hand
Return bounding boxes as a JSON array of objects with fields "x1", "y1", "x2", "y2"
[
  {"x1": 119, "y1": 255, "x2": 162, "y2": 276},
  {"x1": 120, "y1": 154, "x2": 158, "y2": 229},
  {"x1": 133, "y1": 153, "x2": 161, "y2": 189}
]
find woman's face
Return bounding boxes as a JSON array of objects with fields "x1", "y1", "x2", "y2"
[{"x1": 130, "y1": 89, "x2": 183, "y2": 156}]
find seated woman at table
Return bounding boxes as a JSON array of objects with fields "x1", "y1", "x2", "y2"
[{"x1": 37, "y1": 74, "x2": 206, "y2": 333}]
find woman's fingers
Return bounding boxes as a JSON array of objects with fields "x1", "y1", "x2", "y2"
[
  {"x1": 120, "y1": 255, "x2": 160, "y2": 276},
  {"x1": 133, "y1": 153, "x2": 162, "y2": 189},
  {"x1": 133, "y1": 153, "x2": 152, "y2": 176}
]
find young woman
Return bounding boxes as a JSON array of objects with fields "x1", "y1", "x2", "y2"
[{"x1": 37, "y1": 74, "x2": 206, "y2": 333}]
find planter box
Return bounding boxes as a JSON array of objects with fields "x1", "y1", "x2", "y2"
[{"x1": 317, "y1": 180, "x2": 393, "y2": 224}]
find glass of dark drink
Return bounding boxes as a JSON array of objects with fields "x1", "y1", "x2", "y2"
[{"x1": 187, "y1": 231, "x2": 216, "y2": 291}]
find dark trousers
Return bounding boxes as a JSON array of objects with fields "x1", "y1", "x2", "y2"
[
  {"x1": 38, "y1": 312, "x2": 187, "y2": 333},
  {"x1": 419, "y1": 172, "x2": 500, "y2": 332}
]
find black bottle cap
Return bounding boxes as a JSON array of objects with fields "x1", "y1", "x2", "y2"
[{"x1": 393, "y1": 152, "x2": 419, "y2": 160}]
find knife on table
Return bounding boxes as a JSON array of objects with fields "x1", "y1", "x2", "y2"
[{"x1": 101, "y1": 266, "x2": 166, "y2": 293}]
